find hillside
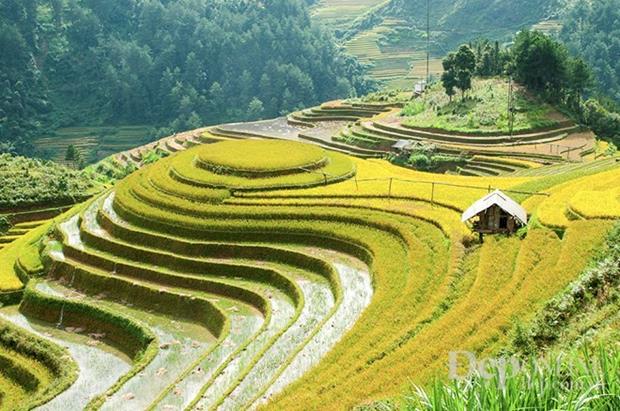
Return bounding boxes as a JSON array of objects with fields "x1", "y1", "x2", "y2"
[
  {"x1": 2, "y1": 1, "x2": 620, "y2": 409},
  {"x1": 0, "y1": 0, "x2": 373, "y2": 159},
  {"x1": 561, "y1": 0, "x2": 620, "y2": 104},
  {"x1": 311, "y1": 0, "x2": 567, "y2": 88},
  {"x1": 0, "y1": 86, "x2": 618, "y2": 408}
]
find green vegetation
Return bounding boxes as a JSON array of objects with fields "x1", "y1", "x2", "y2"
[
  {"x1": 394, "y1": 348, "x2": 620, "y2": 411},
  {"x1": 1, "y1": 1, "x2": 620, "y2": 407},
  {"x1": 0, "y1": 0, "x2": 374, "y2": 157},
  {"x1": 308, "y1": 0, "x2": 387, "y2": 33},
  {"x1": 0, "y1": 154, "x2": 98, "y2": 210},
  {"x1": 0, "y1": 127, "x2": 618, "y2": 410},
  {"x1": 561, "y1": 0, "x2": 620, "y2": 104},
  {"x1": 312, "y1": 0, "x2": 565, "y2": 88},
  {"x1": 390, "y1": 142, "x2": 465, "y2": 172},
  {"x1": 513, "y1": 222, "x2": 620, "y2": 354},
  {"x1": 0, "y1": 217, "x2": 9, "y2": 236},
  {"x1": 441, "y1": 45, "x2": 477, "y2": 101},
  {"x1": 402, "y1": 78, "x2": 558, "y2": 134}
]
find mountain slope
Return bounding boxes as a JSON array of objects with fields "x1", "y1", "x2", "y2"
[{"x1": 313, "y1": 0, "x2": 567, "y2": 88}]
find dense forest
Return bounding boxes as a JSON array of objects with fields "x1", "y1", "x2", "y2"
[
  {"x1": 561, "y1": 0, "x2": 620, "y2": 105},
  {"x1": 0, "y1": 0, "x2": 374, "y2": 156}
]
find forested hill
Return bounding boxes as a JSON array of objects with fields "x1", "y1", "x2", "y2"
[
  {"x1": 343, "y1": 0, "x2": 563, "y2": 46},
  {"x1": 561, "y1": 0, "x2": 620, "y2": 104},
  {"x1": 0, "y1": 0, "x2": 374, "y2": 156}
]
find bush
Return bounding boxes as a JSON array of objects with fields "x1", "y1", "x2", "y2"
[
  {"x1": 408, "y1": 153, "x2": 432, "y2": 170},
  {"x1": 0, "y1": 215, "x2": 11, "y2": 235},
  {"x1": 402, "y1": 143, "x2": 467, "y2": 172},
  {"x1": 580, "y1": 99, "x2": 620, "y2": 145},
  {"x1": 401, "y1": 100, "x2": 426, "y2": 117}
]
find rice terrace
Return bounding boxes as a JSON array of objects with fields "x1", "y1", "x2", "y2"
[{"x1": 1, "y1": 0, "x2": 620, "y2": 410}]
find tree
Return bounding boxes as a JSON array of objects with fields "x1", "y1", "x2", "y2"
[
  {"x1": 513, "y1": 30, "x2": 569, "y2": 101},
  {"x1": 441, "y1": 54, "x2": 458, "y2": 102},
  {"x1": 442, "y1": 45, "x2": 476, "y2": 101},
  {"x1": 454, "y1": 45, "x2": 476, "y2": 99},
  {"x1": 65, "y1": 144, "x2": 85, "y2": 168},
  {"x1": 65, "y1": 144, "x2": 78, "y2": 161},
  {"x1": 247, "y1": 98, "x2": 264, "y2": 120},
  {"x1": 0, "y1": 0, "x2": 375, "y2": 156},
  {"x1": 0, "y1": 215, "x2": 11, "y2": 235},
  {"x1": 561, "y1": 0, "x2": 620, "y2": 104},
  {"x1": 568, "y1": 57, "x2": 592, "y2": 108}
]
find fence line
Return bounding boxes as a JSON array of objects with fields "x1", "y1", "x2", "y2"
[
  {"x1": 297, "y1": 166, "x2": 549, "y2": 206},
  {"x1": 352, "y1": 177, "x2": 549, "y2": 197}
]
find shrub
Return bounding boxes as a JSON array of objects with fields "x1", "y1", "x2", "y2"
[
  {"x1": 580, "y1": 99, "x2": 620, "y2": 145},
  {"x1": 0, "y1": 153, "x2": 97, "y2": 210},
  {"x1": 401, "y1": 100, "x2": 427, "y2": 117},
  {"x1": 0, "y1": 215, "x2": 11, "y2": 235}
]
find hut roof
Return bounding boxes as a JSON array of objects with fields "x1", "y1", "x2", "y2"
[
  {"x1": 392, "y1": 140, "x2": 413, "y2": 150},
  {"x1": 461, "y1": 190, "x2": 528, "y2": 225}
]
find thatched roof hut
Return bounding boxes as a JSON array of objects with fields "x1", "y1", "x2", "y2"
[{"x1": 462, "y1": 190, "x2": 528, "y2": 234}]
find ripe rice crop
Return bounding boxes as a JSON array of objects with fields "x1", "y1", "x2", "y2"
[
  {"x1": 529, "y1": 167, "x2": 620, "y2": 229},
  {"x1": 3, "y1": 138, "x2": 617, "y2": 409},
  {"x1": 195, "y1": 140, "x2": 327, "y2": 172}
]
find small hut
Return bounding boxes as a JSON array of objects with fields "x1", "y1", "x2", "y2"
[
  {"x1": 461, "y1": 190, "x2": 528, "y2": 235},
  {"x1": 392, "y1": 139, "x2": 414, "y2": 153}
]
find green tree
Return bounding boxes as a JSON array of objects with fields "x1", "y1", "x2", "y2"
[
  {"x1": 441, "y1": 53, "x2": 458, "y2": 102},
  {"x1": 561, "y1": 0, "x2": 620, "y2": 103},
  {"x1": 0, "y1": 0, "x2": 376, "y2": 156},
  {"x1": 247, "y1": 98, "x2": 264, "y2": 120},
  {"x1": 442, "y1": 45, "x2": 477, "y2": 101},
  {"x1": 65, "y1": 144, "x2": 78, "y2": 162},
  {"x1": 568, "y1": 57, "x2": 592, "y2": 109},
  {"x1": 0, "y1": 215, "x2": 11, "y2": 235},
  {"x1": 513, "y1": 30, "x2": 568, "y2": 101},
  {"x1": 454, "y1": 45, "x2": 476, "y2": 99}
]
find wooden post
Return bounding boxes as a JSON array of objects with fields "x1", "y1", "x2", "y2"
[
  {"x1": 355, "y1": 177, "x2": 359, "y2": 191},
  {"x1": 388, "y1": 178, "x2": 393, "y2": 199},
  {"x1": 323, "y1": 173, "x2": 328, "y2": 185},
  {"x1": 431, "y1": 182, "x2": 435, "y2": 206},
  {"x1": 488, "y1": 184, "x2": 492, "y2": 193}
]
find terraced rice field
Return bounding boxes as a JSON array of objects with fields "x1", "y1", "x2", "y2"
[
  {"x1": 34, "y1": 126, "x2": 152, "y2": 165},
  {"x1": 2, "y1": 133, "x2": 618, "y2": 409},
  {"x1": 311, "y1": 0, "x2": 387, "y2": 31},
  {"x1": 344, "y1": 19, "x2": 443, "y2": 89}
]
